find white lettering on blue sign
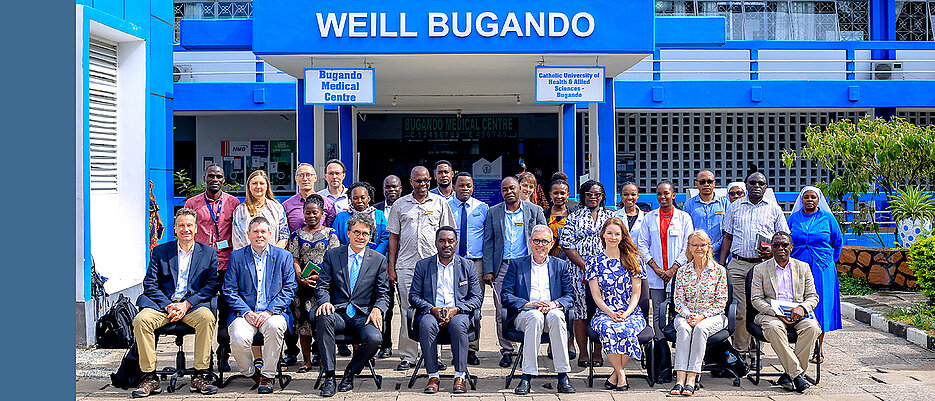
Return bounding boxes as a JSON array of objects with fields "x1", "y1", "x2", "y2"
[
  {"x1": 305, "y1": 69, "x2": 375, "y2": 105},
  {"x1": 316, "y1": 12, "x2": 594, "y2": 38},
  {"x1": 534, "y1": 67, "x2": 605, "y2": 103}
]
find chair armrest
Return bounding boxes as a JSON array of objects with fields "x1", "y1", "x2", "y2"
[
  {"x1": 470, "y1": 308, "x2": 481, "y2": 332},
  {"x1": 406, "y1": 307, "x2": 416, "y2": 335},
  {"x1": 657, "y1": 298, "x2": 671, "y2": 329},
  {"x1": 210, "y1": 295, "x2": 219, "y2": 317},
  {"x1": 726, "y1": 298, "x2": 738, "y2": 334}
]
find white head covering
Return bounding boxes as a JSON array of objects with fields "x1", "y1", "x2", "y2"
[
  {"x1": 727, "y1": 182, "x2": 745, "y2": 196},
  {"x1": 792, "y1": 186, "x2": 832, "y2": 214}
]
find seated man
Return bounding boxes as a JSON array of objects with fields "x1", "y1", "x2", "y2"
[
  {"x1": 131, "y1": 208, "x2": 221, "y2": 398},
  {"x1": 501, "y1": 224, "x2": 576, "y2": 395},
  {"x1": 751, "y1": 231, "x2": 821, "y2": 393},
  {"x1": 315, "y1": 213, "x2": 390, "y2": 397},
  {"x1": 224, "y1": 216, "x2": 296, "y2": 394},
  {"x1": 410, "y1": 226, "x2": 483, "y2": 394}
]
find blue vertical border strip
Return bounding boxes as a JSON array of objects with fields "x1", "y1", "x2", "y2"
[
  {"x1": 338, "y1": 105, "x2": 354, "y2": 186},
  {"x1": 296, "y1": 79, "x2": 316, "y2": 166}
]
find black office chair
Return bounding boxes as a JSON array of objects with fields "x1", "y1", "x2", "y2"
[
  {"x1": 502, "y1": 305, "x2": 574, "y2": 388},
  {"x1": 586, "y1": 278, "x2": 656, "y2": 387},
  {"x1": 313, "y1": 322, "x2": 383, "y2": 390},
  {"x1": 659, "y1": 272, "x2": 742, "y2": 387},
  {"x1": 744, "y1": 268, "x2": 821, "y2": 385},
  {"x1": 405, "y1": 307, "x2": 480, "y2": 390},
  {"x1": 152, "y1": 296, "x2": 218, "y2": 393}
]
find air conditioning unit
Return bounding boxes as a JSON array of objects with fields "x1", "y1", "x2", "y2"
[
  {"x1": 871, "y1": 62, "x2": 903, "y2": 80},
  {"x1": 173, "y1": 64, "x2": 193, "y2": 82}
]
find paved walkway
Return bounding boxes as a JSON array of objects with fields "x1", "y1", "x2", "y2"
[{"x1": 77, "y1": 292, "x2": 935, "y2": 400}]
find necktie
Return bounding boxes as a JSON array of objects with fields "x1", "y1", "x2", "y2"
[
  {"x1": 459, "y1": 202, "x2": 468, "y2": 257},
  {"x1": 347, "y1": 254, "x2": 360, "y2": 317}
]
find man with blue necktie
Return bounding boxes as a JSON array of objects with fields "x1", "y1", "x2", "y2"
[
  {"x1": 315, "y1": 213, "x2": 391, "y2": 397},
  {"x1": 448, "y1": 172, "x2": 488, "y2": 365}
]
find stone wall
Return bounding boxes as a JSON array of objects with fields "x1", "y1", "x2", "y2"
[{"x1": 837, "y1": 246, "x2": 918, "y2": 290}]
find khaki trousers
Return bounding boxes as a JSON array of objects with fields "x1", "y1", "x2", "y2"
[
  {"x1": 760, "y1": 316, "x2": 821, "y2": 378},
  {"x1": 727, "y1": 258, "x2": 757, "y2": 351},
  {"x1": 133, "y1": 306, "x2": 216, "y2": 372},
  {"x1": 229, "y1": 314, "x2": 288, "y2": 378}
]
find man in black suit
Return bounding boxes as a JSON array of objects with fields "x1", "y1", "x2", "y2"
[
  {"x1": 410, "y1": 227, "x2": 483, "y2": 394},
  {"x1": 131, "y1": 208, "x2": 220, "y2": 398},
  {"x1": 315, "y1": 213, "x2": 391, "y2": 396}
]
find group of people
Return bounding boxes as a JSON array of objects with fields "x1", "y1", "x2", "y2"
[{"x1": 127, "y1": 158, "x2": 844, "y2": 398}]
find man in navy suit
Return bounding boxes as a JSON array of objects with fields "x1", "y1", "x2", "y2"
[
  {"x1": 224, "y1": 216, "x2": 296, "y2": 394},
  {"x1": 482, "y1": 176, "x2": 547, "y2": 367},
  {"x1": 315, "y1": 213, "x2": 391, "y2": 397},
  {"x1": 501, "y1": 224, "x2": 576, "y2": 395},
  {"x1": 410, "y1": 226, "x2": 483, "y2": 394},
  {"x1": 131, "y1": 208, "x2": 220, "y2": 398}
]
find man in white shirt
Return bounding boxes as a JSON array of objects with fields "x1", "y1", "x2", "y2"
[
  {"x1": 318, "y1": 159, "x2": 351, "y2": 215},
  {"x1": 500, "y1": 225, "x2": 576, "y2": 395}
]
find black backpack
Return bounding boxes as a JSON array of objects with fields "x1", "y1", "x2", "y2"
[
  {"x1": 110, "y1": 342, "x2": 145, "y2": 389},
  {"x1": 96, "y1": 294, "x2": 138, "y2": 349}
]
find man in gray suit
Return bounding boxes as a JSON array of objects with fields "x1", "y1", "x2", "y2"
[
  {"x1": 315, "y1": 213, "x2": 391, "y2": 397},
  {"x1": 410, "y1": 226, "x2": 483, "y2": 394},
  {"x1": 483, "y1": 176, "x2": 547, "y2": 367}
]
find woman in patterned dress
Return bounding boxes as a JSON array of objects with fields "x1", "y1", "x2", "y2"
[
  {"x1": 561, "y1": 179, "x2": 616, "y2": 367},
  {"x1": 288, "y1": 194, "x2": 339, "y2": 373},
  {"x1": 587, "y1": 217, "x2": 646, "y2": 390},
  {"x1": 669, "y1": 230, "x2": 729, "y2": 396}
]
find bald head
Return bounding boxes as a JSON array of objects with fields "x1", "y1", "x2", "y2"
[
  {"x1": 501, "y1": 176, "x2": 520, "y2": 205},
  {"x1": 383, "y1": 175, "x2": 402, "y2": 204},
  {"x1": 410, "y1": 166, "x2": 431, "y2": 197},
  {"x1": 745, "y1": 172, "x2": 768, "y2": 203},
  {"x1": 695, "y1": 170, "x2": 716, "y2": 198}
]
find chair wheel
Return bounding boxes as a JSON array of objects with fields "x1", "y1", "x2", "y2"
[{"x1": 733, "y1": 378, "x2": 740, "y2": 387}]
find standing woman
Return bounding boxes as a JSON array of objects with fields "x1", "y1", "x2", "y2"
[
  {"x1": 561, "y1": 180, "x2": 616, "y2": 367},
  {"x1": 587, "y1": 217, "x2": 646, "y2": 390},
  {"x1": 332, "y1": 181, "x2": 390, "y2": 254},
  {"x1": 545, "y1": 179, "x2": 576, "y2": 260},
  {"x1": 519, "y1": 172, "x2": 551, "y2": 211},
  {"x1": 232, "y1": 170, "x2": 290, "y2": 249},
  {"x1": 788, "y1": 186, "x2": 843, "y2": 362},
  {"x1": 287, "y1": 194, "x2": 340, "y2": 372},
  {"x1": 614, "y1": 182, "x2": 646, "y2": 239},
  {"x1": 726, "y1": 182, "x2": 746, "y2": 204}
]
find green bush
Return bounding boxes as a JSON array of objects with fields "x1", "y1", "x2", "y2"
[
  {"x1": 839, "y1": 274, "x2": 875, "y2": 296},
  {"x1": 907, "y1": 234, "x2": 935, "y2": 301},
  {"x1": 885, "y1": 302, "x2": 935, "y2": 336}
]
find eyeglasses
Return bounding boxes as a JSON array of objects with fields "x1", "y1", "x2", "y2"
[
  {"x1": 696, "y1": 179, "x2": 715, "y2": 185},
  {"x1": 531, "y1": 238, "x2": 552, "y2": 246},
  {"x1": 350, "y1": 230, "x2": 372, "y2": 238},
  {"x1": 771, "y1": 242, "x2": 792, "y2": 248},
  {"x1": 412, "y1": 179, "x2": 431, "y2": 184},
  {"x1": 296, "y1": 173, "x2": 315, "y2": 179},
  {"x1": 583, "y1": 192, "x2": 603, "y2": 198},
  {"x1": 689, "y1": 243, "x2": 709, "y2": 248},
  {"x1": 326, "y1": 171, "x2": 344, "y2": 176}
]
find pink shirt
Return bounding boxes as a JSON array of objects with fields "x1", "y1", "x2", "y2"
[
  {"x1": 183, "y1": 192, "x2": 241, "y2": 270},
  {"x1": 775, "y1": 260, "x2": 794, "y2": 302}
]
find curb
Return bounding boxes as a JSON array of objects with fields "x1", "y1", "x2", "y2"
[{"x1": 841, "y1": 301, "x2": 935, "y2": 351}]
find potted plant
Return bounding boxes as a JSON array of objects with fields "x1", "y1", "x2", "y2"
[{"x1": 890, "y1": 186, "x2": 935, "y2": 247}]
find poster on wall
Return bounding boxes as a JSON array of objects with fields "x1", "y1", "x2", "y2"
[
  {"x1": 269, "y1": 140, "x2": 296, "y2": 192},
  {"x1": 248, "y1": 141, "x2": 269, "y2": 175},
  {"x1": 221, "y1": 140, "x2": 249, "y2": 193},
  {"x1": 472, "y1": 156, "x2": 503, "y2": 206}
]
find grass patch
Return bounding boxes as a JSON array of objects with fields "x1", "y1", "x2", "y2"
[
  {"x1": 886, "y1": 302, "x2": 935, "y2": 337},
  {"x1": 839, "y1": 274, "x2": 875, "y2": 296}
]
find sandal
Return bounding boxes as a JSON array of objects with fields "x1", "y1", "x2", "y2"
[
  {"x1": 681, "y1": 384, "x2": 695, "y2": 396},
  {"x1": 670, "y1": 384, "x2": 684, "y2": 395},
  {"x1": 297, "y1": 364, "x2": 313, "y2": 373},
  {"x1": 810, "y1": 352, "x2": 824, "y2": 364}
]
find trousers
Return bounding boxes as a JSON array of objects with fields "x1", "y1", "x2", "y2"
[
  {"x1": 673, "y1": 314, "x2": 727, "y2": 373},
  {"x1": 229, "y1": 314, "x2": 288, "y2": 378},
  {"x1": 133, "y1": 306, "x2": 216, "y2": 372},
  {"x1": 515, "y1": 309, "x2": 571, "y2": 375}
]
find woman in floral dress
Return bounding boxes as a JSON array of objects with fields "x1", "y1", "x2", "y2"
[{"x1": 587, "y1": 217, "x2": 646, "y2": 391}]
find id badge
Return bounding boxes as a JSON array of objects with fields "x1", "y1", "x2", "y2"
[
  {"x1": 668, "y1": 225, "x2": 681, "y2": 237},
  {"x1": 216, "y1": 239, "x2": 230, "y2": 249}
]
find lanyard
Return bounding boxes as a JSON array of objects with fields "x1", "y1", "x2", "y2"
[{"x1": 204, "y1": 193, "x2": 222, "y2": 236}]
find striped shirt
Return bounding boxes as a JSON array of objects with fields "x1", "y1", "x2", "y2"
[
  {"x1": 386, "y1": 192, "x2": 456, "y2": 269},
  {"x1": 722, "y1": 196, "x2": 789, "y2": 258}
]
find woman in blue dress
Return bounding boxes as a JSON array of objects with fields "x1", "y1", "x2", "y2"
[
  {"x1": 787, "y1": 186, "x2": 844, "y2": 362},
  {"x1": 587, "y1": 216, "x2": 647, "y2": 391}
]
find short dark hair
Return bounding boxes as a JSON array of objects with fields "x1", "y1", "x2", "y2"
[
  {"x1": 454, "y1": 172, "x2": 473, "y2": 182},
  {"x1": 348, "y1": 181, "x2": 375, "y2": 202},
  {"x1": 347, "y1": 212, "x2": 375, "y2": 233},
  {"x1": 550, "y1": 179, "x2": 569, "y2": 191},
  {"x1": 436, "y1": 226, "x2": 458, "y2": 239},
  {"x1": 620, "y1": 181, "x2": 638, "y2": 192},
  {"x1": 657, "y1": 180, "x2": 676, "y2": 194},
  {"x1": 248, "y1": 216, "x2": 270, "y2": 231},
  {"x1": 435, "y1": 160, "x2": 452, "y2": 170},
  {"x1": 175, "y1": 207, "x2": 197, "y2": 222},
  {"x1": 325, "y1": 159, "x2": 346, "y2": 172},
  {"x1": 551, "y1": 172, "x2": 568, "y2": 182},
  {"x1": 771, "y1": 231, "x2": 792, "y2": 243},
  {"x1": 204, "y1": 163, "x2": 223, "y2": 174},
  {"x1": 304, "y1": 193, "x2": 325, "y2": 209}
]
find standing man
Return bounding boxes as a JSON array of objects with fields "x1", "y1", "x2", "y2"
[
  {"x1": 429, "y1": 160, "x2": 455, "y2": 201},
  {"x1": 319, "y1": 159, "x2": 351, "y2": 218},
  {"x1": 183, "y1": 163, "x2": 240, "y2": 371},
  {"x1": 387, "y1": 166, "x2": 456, "y2": 371},
  {"x1": 315, "y1": 214, "x2": 390, "y2": 396},
  {"x1": 374, "y1": 173, "x2": 403, "y2": 358},
  {"x1": 683, "y1": 170, "x2": 730, "y2": 257},
  {"x1": 410, "y1": 227, "x2": 483, "y2": 394},
  {"x1": 719, "y1": 172, "x2": 789, "y2": 352},
  {"x1": 224, "y1": 216, "x2": 296, "y2": 394},
  {"x1": 449, "y1": 172, "x2": 488, "y2": 365},
  {"x1": 130, "y1": 208, "x2": 220, "y2": 398},
  {"x1": 483, "y1": 176, "x2": 547, "y2": 368},
  {"x1": 284, "y1": 163, "x2": 336, "y2": 232},
  {"x1": 500, "y1": 225, "x2": 576, "y2": 395}
]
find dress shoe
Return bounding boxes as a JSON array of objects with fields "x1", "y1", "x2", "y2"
[
  {"x1": 603, "y1": 378, "x2": 617, "y2": 390},
  {"x1": 283, "y1": 354, "x2": 298, "y2": 366},
  {"x1": 514, "y1": 378, "x2": 531, "y2": 395},
  {"x1": 793, "y1": 375, "x2": 811, "y2": 393},
  {"x1": 499, "y1": 354, "x2": 513, "y2": 368},
  {"x1": 557, "y1": 376, "x2": 575, "y2": 393},
  {"x1": 438, "y1": 359, "x2": 448, "y2": 371},
  {"x1": 452, "y1": 376, "x2": 467, "y2": 394},
  {"x1": 378, "y1": 348, "x2": 393, "y2": 358},
  {"x1": 338, "y1": 344, "x2": 352, "y2": 357},
  {"x1": 777, "y1": 373, "x2": 795, "y2": 391},
  {"x1": 338, "y1": 371, "x2": 355, "y2": 392},
  {"x1": 424, "y1": 377, "x2": 440, "y2": 394},
  {"x1": 395, "y1": 360, "x2": 412, "y2": 371},
  {"x1": 467, "y1": 351, "x2": 480, "y2": 366},
  {"x1": 131, "y1": 374, "x2": 161, "y2": 398},
  {"x1": 319, "y1": 376, "x2": 336, "y2": 397},
  {"x1": 257, "y1": 376, "x2": 274, "y2": 394}
]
